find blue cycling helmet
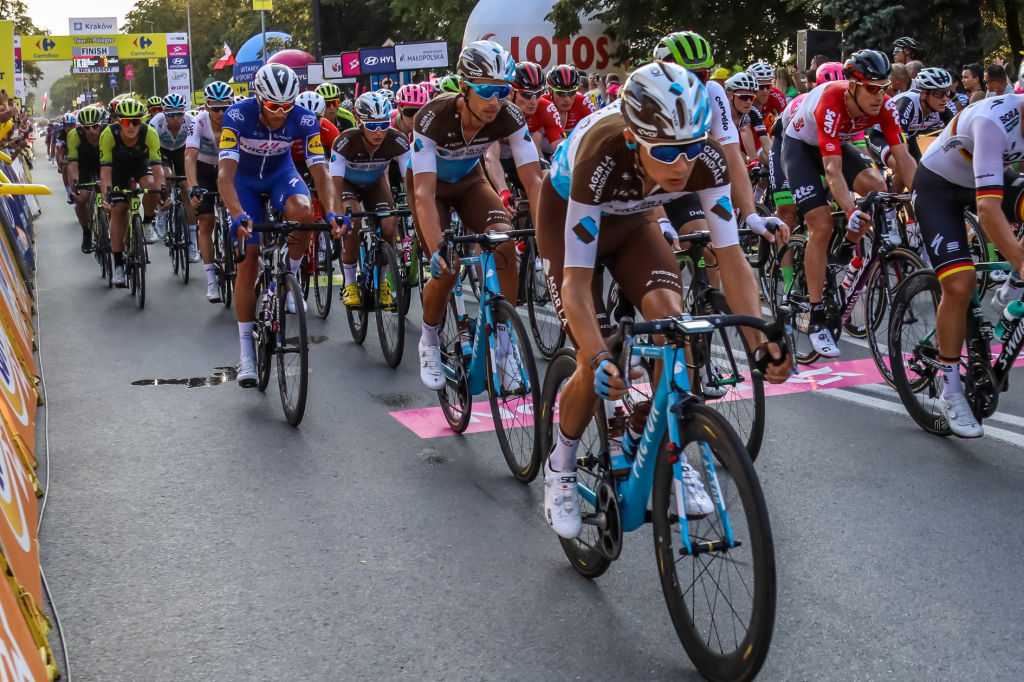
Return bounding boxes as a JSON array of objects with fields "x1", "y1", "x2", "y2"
[
  {"x1": 162, "y1": 93, "x2": 187, "y2": 111},
  {"x1": 204, "y1": 81, "x2": 234, "y2": 105}
]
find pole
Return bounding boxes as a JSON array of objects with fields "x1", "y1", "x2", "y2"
[
  {"x1": 147, "y1": 21, "x2": 156, "y2": 96},
  {"x1": 261, "y1": 10, "x2": 267, "y2": 65},
  {"x1": 186, "y1": 0, "x2": 196, "y2": 103},
  {"x1": 311, "y1": 0, "x2": 322, "y2": 60}
]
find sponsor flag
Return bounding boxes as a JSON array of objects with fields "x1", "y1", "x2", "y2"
[{"x1": 214, "y1": 43, "x2": 237, "y2": 69}]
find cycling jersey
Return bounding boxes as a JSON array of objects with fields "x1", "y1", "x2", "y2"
[
  {"x1": 410, "y1": 93, "x2": 539, "y2": 183},
  {"x1": 329, "y1": 127, "x2": 411, "y2": 186},
  {"x1": 55, "y1": 126, "x2": 69, "y2": 149},
  {"x1": 707, "y1": 80, "x2": 740, "y2": 147},
  {"x1": 185, "y1": 111, "x2": 220, "y2": 165},
  {"x1": 754, "y1": 87, "x2": 787, "y2": 121},
  {"x1": 66, "y1": 125, "x2": 105, "y2": 169},
  {"x1": 218, "y1": 98, "x2": 324, "y2": 179},
  {"x1": 291, "y1": 118, "x2": 339, "y2": 165},
  {"x1": 549, "y1": 101, "x2": 737, "y2": 269},
  {"x1": 335, "y1": 108, "x2": 357, "y2": 132},
  {"x1": 149, "y1": 112, "x2": 194, "y2": 151},
  {"x1": 890, "y1": 90, "x2": 954, "y2": 138},
  {"x1": 541, "y1": 92, "x2": 597, "y2": 132},
  {"x1": 528, "y1": 99, "x2": 566, "y2": 143},
  {"x1": 391, "y1": 111, "x2": 414, "y2": 141},
  {"x1": 737, "y1": 106, "x2": 767, "y2": 136},
  {"x1": 99, "y1": 123, "x2": 161, "y2": 165},
  {"x1": 785, "y1": 81, "x2": 905, "y2": 155}
]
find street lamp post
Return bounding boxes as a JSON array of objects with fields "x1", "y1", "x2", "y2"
[{"x1": 185, "y1": 0, "x2": 196, "y2": 103}]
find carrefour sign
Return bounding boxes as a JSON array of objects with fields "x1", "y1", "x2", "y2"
[{"x1": 69, "y1": 17, "x2": 117, "y2": 35}]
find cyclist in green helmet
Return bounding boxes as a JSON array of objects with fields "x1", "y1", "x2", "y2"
[
  {"x1": 316, "y1": 82, "x2": 355, "y2": 131},
  {"x1": 438, "y1": 75, "x2": 461, "y2": 94}
]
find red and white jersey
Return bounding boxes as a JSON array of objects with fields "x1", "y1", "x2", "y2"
[
  {"x1": 541, "y1": 92, "x2": 597, "y2": 132},
  {"x1": 785, "y1": 80, "x2": 905, "y2": 156}
]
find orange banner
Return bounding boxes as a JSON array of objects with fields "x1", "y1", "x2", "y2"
[
  {"x1": 0, "y1": 324, "x2": 38, "y2": 492},
  {"x1": 0, "y1": 422, "x2": 38, "y2": 605},
  {"x1": 0, "y1": 262, "x2": 35, "y2": 379},
  {"x1": 0, "y1": 566, "x2": 48, "y2": 681}
]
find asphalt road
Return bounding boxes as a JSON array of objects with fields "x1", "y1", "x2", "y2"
[{"x1": 31, "y1": 160, "x2": 1024, "y2": 681}]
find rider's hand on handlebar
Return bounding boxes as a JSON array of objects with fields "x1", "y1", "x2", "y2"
[
  {"x1": 188, "y1": 185, "x2": 203, "y2": 209},
  {"x1": 846, "y1": 208, "x2": 871, "y2": 234},
  {"x1": 327, "y1": 212, "x2": 351, "y2": 239},
  {"x1": 755, "y1": 341, "x2": 793, "y2": 385},
  {"x1": 232, "y1": 213, "x2": 252, "y2": 242},
  {"x1": 594, "y1": 359, "x2": 643, "y2": 401},
  {"x1": 498, "y1": 189, "x2": 515, "y2": 220},
  {"x1": 744, "y1": 213, "x2": 786, "y2": 244}
]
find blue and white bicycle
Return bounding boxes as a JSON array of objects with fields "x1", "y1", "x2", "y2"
[{"x1": 539, "y1": 310, "x2": 793, "y2": 682}]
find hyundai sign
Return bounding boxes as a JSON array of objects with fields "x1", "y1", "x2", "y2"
[
  {"x1": 358, "y1": 46, "x2": 396, "y2": 75},
  {"x1": 394, "y1": 41, "x2": 448, "y2": 71},
  {"x1": 69, "y1": 17, "x2": 118, "y2": 35}
]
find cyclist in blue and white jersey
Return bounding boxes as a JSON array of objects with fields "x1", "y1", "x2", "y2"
[
  {"x1": 217, "y1": 63, "x2": 342, "y2": 387},
  {"x1": 150, "y1": 93, "x2": 196, "y2": 246}
]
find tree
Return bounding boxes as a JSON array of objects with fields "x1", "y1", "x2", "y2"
[
  {"x1": 389, "y1": 0, "x2": 478, "y2": 65},
  {"x1": 0, "y1": 0, "x2": 48, "y2": 88}
]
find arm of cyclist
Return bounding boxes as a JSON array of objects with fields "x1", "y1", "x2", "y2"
[
  {"x1": 216, "y1": 119, "x2": 253, "y2": 239},
  {"x1": 756, "y1": 134, "x2": 771, "y2": 166},
  {"x1": 507, "y1": 120, "x2": 543, "y2": 231},
  {"x1": 99, "y1": 127, "x2": 115, "y2": 212},
  {"x1": 184, "y1": 148, "x2": 202, "y2": 208},
  {"x1": 308, "y1": 161, "x2": 338, "y2": 231},
  {"x1": 973, "y1": 117, "x2": 1024, "y2": 276},
  {"x1": 739, "y1": 126, "x2": 758, "y2": 164},
  {"x1": 66, "y1": 130, "x2": 80, "y2": 192}
]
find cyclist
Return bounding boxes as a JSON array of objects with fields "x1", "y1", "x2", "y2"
[
  {"x1": 392, "y1": 83, "x2": 428, "y2": 141},
  {"x1": 292, "y1": 91, "x2": 340, "y2": 180},
  {"x1": 748, "y1": 61, "x2": 787, "y2": 132},
  {"x1": 725, "y1": 72, "x2": 770, "y2": 165},
  {"x1": 316, "y1": 83, "x2": 356, "y2": 132},
  {"x1": 537, "y1": 62, "x2": 793, "y2": 538},
  {"x1": 217, "y1": 63, "x2": 341, "y2": 388},
  {"x1": 99, "y1": 98, "x2": 164, "y2": 288},
  {"x1": 185, "y1": 81, "x2": 234, "y2": 303},
  {"x1": 438, "y1": 75, "x2": 461, "y2": 94},
  {"x1": 66, "y1": 106, "x2": 107, "y2": 253},
  {"x1": 150, "y1": 93, "x2": 197, "y2": 252},
  {"x1": 54, "y1": 112, "x2": 76, "y2": 203},
  {"x1": 893, "y1": 37, "x2": 919, "y2": 65},
  {"x1": 329, "y1": 92, "x2": 411, "y2": 307},
  {"x1": 783, "y1": 50, "x2": 915, "y2": 358},
  {"x1": 407, "y1": 40, "x2": 543, "y2": 391},
  {"x1": 541, "y1": 65, "x2": 596, "y2": 136},
  {"x1": 514, "y1": 61, "x2": 564, "y2": 156},
  {"x1": 146, "y1": 96, "x2": 163, "y2": 121},
  {"x1": 912, "y1": 92, "x2": 1024, "y2": 438}
]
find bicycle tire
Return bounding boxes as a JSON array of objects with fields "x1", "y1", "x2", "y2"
[
  {"x1": 487, "y1": 300, "x2": 542, "y2": 483},
  {"x1": 437, "y1": 293, "x2": 473, "y2": 432},
  {"x1": 525, "y1": 237, "x2": 566, "y2": 360},
  {"x1": 888, "y1": 270, "x2": 952, "y2": 435},
  {"x1": 540, "y1": 349, "x2": 613, "y2": 579},
  {"x1": 97, "y1": 209, "x2": 112, "y2": 286},
  {"x1": 965, "y1": 212, "x2": 992, "y2": 295},
  {"x1": 276, "y1": 274, "x2": 308, "y2": 426},
  {"x1": 131, "y1": 215, "x2": 147, "y2": 309},
  {"x1": 313, "y1": 231, "x2": 333, "y2": 318},
  {"x1": 865, "y1": 247, "x2": 925, "y2": 388},
  {"x1": 170, "y1": 205, "x2": 181, "y2": 275},
  {"x1": 703, "y1": 290, "x2": 766, "y2": 461},
  {"x1": 218, "y1": 222, "x2": 235, "y2": 309},
  {"x1": 652, "y1": 404, "x2": 775, "y2": 682},
  {"x1": 375, "y1": 243, "x2": 406, "y2": 368},
  {"x1": 255, "y1": 278, "x2": 273, "y2": 392},
  {"x1": 180, "y1": 204, "x2": 190, "y2": 285},
  {"x1": 300, "y1": 253, "x2": 311, "y2": 300}
]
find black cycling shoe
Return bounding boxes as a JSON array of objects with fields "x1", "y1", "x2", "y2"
[{"x1": 81, "y1": 229, "x2": 93, "y2": 254}]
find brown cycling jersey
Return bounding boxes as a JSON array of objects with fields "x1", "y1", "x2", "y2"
[{"x1": 329, "y1": 126, "x2": 411, "y2": 187}]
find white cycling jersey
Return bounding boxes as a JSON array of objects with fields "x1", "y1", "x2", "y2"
[
  {"x1": 149, "y1": 112, "x2": 194, "y2": 151},
  {"x1": 920, "y1": 94, "x2": 1024, "y2": 190},
  {"x1": 185, "y1": 111, "x2": 219, "y2": 165},
  {"x1": 707, "y1": 80, "x2": 740, "y2": 147}
]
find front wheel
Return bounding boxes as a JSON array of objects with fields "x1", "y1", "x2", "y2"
[
  {"x1": 345, "y1": 260, "x2": 370, "y2": 345},
  {"x1": 375, "y1": 243, "x2": 405, "y2": 368},
  {"x1": 133, "y1": 216, "x2": 147, "y2": 309},
  {"x1": 525, "y1": 237, "x2": 566, "y2": 360},
  {"x1": 437, "y1": 293, "x2": 473, "y2": 432},
  {"x1": 277, "y1": 274, "x2": 308, "y2": 426},
  {"x1": 313, "y1": 230, "x2": 333, "y2": 318},
  {"x1": 865, "y1": 248, "x2": 925, "y2": 387},
  {"x1": 652, "y1": 405, "x2": 776, "y2": 682}
]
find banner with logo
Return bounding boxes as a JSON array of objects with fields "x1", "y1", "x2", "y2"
[
  {"x1": 21, "y1": 33, "x2": 168, "y2": 61},
  {"x1": 358, "y1": 46, "x2": 396, "y2": 75},
  {"x1": 69, "y1": 17, "x2": 117, "y2": 34},
  {"x1": 0, "y1": 418, "x2": 38, "y2": 604},
  {"x1": 0, "y1": 569, "x2": 48, "y2": 681},
  {"x1": 192, "y1": 82, "x2": 248, "y2": 106},
  {"x1": 340, "y1": 52, "x2": 361, "y2": 77},
  {"x1": 232, "y1": 60, "x2": 261, "y2": 86},
  {"x1": 0, "y1": 22, "x2": 14, "y2": 98},
  {"x1": 394, "y1": 41, "x2": 448, "y2": 71}
]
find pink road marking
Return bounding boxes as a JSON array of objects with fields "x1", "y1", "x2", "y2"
[{"x1": 391, "y1": 352, "x2": 1024, "y2": 439}]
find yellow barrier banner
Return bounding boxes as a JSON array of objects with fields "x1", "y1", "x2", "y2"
[
  {"x1": 0, "y1": 260, "x2": 36, "y2": 378},
  {"x1": 0, "y1": 569, "x2": 48, "y2": 681},
  {"x1": 0, "y1": 225, "x2": 32, "y2": 328},
  {"x1": 0, "y1": 422, "x2": 39, "y2": 605},
  {"x1": 0, "y1": 323, "x2": 38, "y2": 489},
  {"x1": 0, "y1": 22, "x2": 14, "y2": 98},
  {"x1": 21, "y1": 33, "x2": 169, "y2": 61}
]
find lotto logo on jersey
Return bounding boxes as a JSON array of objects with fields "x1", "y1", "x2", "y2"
[
  {"x1": 219, "y1": 129, "x2": 237, "y2": 149},
  {"x1": 793, "y1": 117, "x2": 805, "y2": 133},
  {"x1": 822, "y1": 109, "x2": 837, "y2": 135},
  {"x1": 307, "y1": 134, "x2": 324, "y2": 155}
]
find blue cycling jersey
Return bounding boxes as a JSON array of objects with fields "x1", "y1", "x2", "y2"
[{"x1": 218, "y1": 98, "x2": 325, "y2": 179}]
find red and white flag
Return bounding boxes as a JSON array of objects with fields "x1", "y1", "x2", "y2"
[{"x1": 214, "y1": 43, "x2": 237, "y2": 69}]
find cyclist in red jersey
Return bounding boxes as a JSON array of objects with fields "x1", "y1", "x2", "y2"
[
  {"x1": 748, "y1": 61, "x2": 787, "y2": 130},
  {"x1": 513, "y1": 62, "x2": 565, "y2": 152},
  {"x1": 542, "y1": 64, "x2": 597, "y2": 133},
  {"x1": 290, "y1": 92, "x2": 339, "y2": 175}
]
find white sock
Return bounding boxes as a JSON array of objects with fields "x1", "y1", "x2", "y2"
[
  {"x1": 885, "y1": 208, "x2": 899, "y2": 234},
  {"x1": 420, "y1": 321, "x2": 440, "y2": 347},
  {"x1": 205, "y1": 263, "x2": 216, "y2": 285},
  {"x1": 941, "y1": 358, "x2": 962, "y2": 399},
  {"x1": 343, "y1": 263, "x2": 357, "y2": 286},
  {"x1": 239, "y1": 322, "x2": 254, "y2": 359},
  {"x1": 189, "y1": 224, "x2": 197, "y2": 245},
  {"x1": 65, "y1": 186, "x2": 71, "y2": 196},
  {"x1": 550, "y1": 427, "x2": 580, "y2": 472},
  {"x1": 289, "y1": 257, "x2": 303, "y2": 277}
]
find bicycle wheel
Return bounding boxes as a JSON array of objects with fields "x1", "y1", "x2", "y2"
[
  {"x1": 218, "y1": 223, "x2": 235, "y2": 309},
  {"x1": 437, "y1": 294, "x2": 473, "y2": 432},
  {"x1": 170, "y1": 205, "x2": 182, "y2": 275},
  {"x1": 525, "y1": 237, "x2": 566, "y2": 360},
  {"x1": 313, "y1": 230, "x2": 333, "y2": 318},
  {"x1": 97, "y1": 209, "x2": 112, "y2": 286},
  {"x1": 965, "y1": 212, "x2": 991, "y2": 295},
  {"x1": 133, "y1": 216, "x2": 146, "y2": 309},
  {"x1": 276, "y1": 273, "x2": 308, "y2": 426},
  {"x1": 888, "y1": 270, "x2": 952, "y2": 436},
  {"x1": 299, "y1": 252, "x2": 311, "y2": 300},
  {"x1": 179, "y1": 205, "x2": 191, "y2": 284},
  {"x1": 540, "y1": 349, "x2": 612, "y2": 579},
  {"x1": 865, "y1": 248, "x2": 926, "y2": 388},
  {"x1": 652, "y1": 404, "x2": 776, "y2": 682},
  {"x1": 702, "y1": 291, "x2": 766, "y2": 462},
  {"x1": 486, "y1": 300, "x2": 542, "y2": 483},
  {"x1": 775, "y1": 235, "x2": 839, "y2": 365},
  {"x1": 346, "y1": 260, "x2": 370, "y2": 345},
  {"x1": 375, "y1": 243, "x2": 406, "y2": 368}
]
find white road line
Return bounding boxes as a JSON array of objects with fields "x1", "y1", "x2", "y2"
[{"x1": 857, "y1": 382, "x2": 1024, "y2": 429}]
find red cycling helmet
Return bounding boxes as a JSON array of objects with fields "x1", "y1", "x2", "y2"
[{"x1": 396, "y1": 83, "x2": 430, "y2": 107}]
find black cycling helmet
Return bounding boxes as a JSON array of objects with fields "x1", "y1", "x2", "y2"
[
  {"x1": 515, "y1": 61, "x2": 545, "y2": 90},
  {"x1": 893, "y1": 37, "x2": 918, "y2": 51},
  {"x1": 547, "y1": 64, "x2": 580, "y2": 91},
  {"x1": 844, "y1": 50, "x2": 892, "y2": 82}
]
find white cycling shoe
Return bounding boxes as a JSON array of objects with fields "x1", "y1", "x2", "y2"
[
  {"x1": 189, "y1": 243, "x2": 202, "y2": 263},
  {"x1": 544, "y1": 459, "x2": 582, "y2": 539},
  {"x1": 940, "y1": 392, "x2": 984, "y2": 438},
  {"x1": 237, "y1": 356, "x2": 258, "y2": 389},
  {"x1": 678, "y1": 464, "x2": 715, "y2": 518},
  {"x1": 702, "y1": 364, "x2": 729, "y2": 398},
  {"x1": 418, "y1": 342, "x2": 446, "y2": 391},
  {"x1": 285, "y1": 291, "x2": 307, "y2": 314},
  {"x1": 206, "y1": 281, "x2": 221, "y2": 303},
  {"x1": 143, "y1": 222, "x2": 158, "y2": 244},
  {"x1": 809, "y1": 326, "x2": 841, "y2": 358},
  {"x1": 111, "y1": 265, "x2": 126, "y2": 288}
]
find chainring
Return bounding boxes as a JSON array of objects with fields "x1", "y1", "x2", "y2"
[{"x1": 964, "y1": 358, "x2": 999, "y2": 420}]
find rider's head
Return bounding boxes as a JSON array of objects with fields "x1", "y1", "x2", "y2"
[
  {"x1": 916, "y1": 67, "x2": 954, "y2": 112},
  {"x1": 146, "y1": 96, "x2": 163, "y2": 117},
  {"x1": 620, "y1": 61, "x2": 711, "y2": 193},
  {"x1": 653, "y1": 31, "x2": 714, "y2": 85},
  {"x1": 546, "y1": 64, "x2": 579, "y2": 113},
  {"x1": 747, "y1": 61, "x2": 774, "y2": 106},
  {"x1": 316, "y1": 83, "x2": 342, "y2": 121},
  {"x1": 893, "y1": 37, "x2": 918, "y2": 65},
  {"x1": 354, "y1": 91, "x2": 392, "y2": 145},
  {"x1": 512, "y1": 61, "x2": 545, "y2": 115},
  {"x1": 844, "y1": 50, "x2": 892, "y2": 117},
  {"x1": 396, "y1": 83, "x2": 429, "y2": 126},
  {"x1": 296, "y1": 91, "x2": 327, "y2": 118},
  {"x1": 254, "y1": 63, "x2": 300, "y2": 127},
  {"x1": 204, "y1": 81, "x2": 234, "y2": 124},
  {"x1": 725, "y1": 71, "x2": 758, "y2": 115},
  {"x1": 457, "y1": 41, "x2": 515, "y2": 123},
  {"x1": 161, "y1": 93, "x2": 187, "y2": 126},
  {"x1": 115, "y1": 99, "x2": 146, "y2": 140}
]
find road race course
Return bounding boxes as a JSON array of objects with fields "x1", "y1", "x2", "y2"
[{"x1": 33, "y1": 160, "x2": 1024, "y2": 681}]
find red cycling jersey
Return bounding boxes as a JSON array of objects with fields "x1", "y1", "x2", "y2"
[
  {"x1": 291, "y1": 118, "x2": 340, "y2": 163},
  {"x1": 755, "y1": 87, "x2": 787, "y2": 120},
  {"x1": 785, "y1": 80, "x2": 904, "y2": 156},
  {"x1": 526, "y1": 99, "x2": 566, "y2": 144},
  {"x1": 541, "y1": 92, "x2": 597, "y2": 132}
]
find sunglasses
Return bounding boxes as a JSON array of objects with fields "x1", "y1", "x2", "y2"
[
  {"x1": 324, "y1": 98, "x2": 340, "y2": 106},
  {"x1": 691, "y1": 69, "x2": 710, "y2": 84},
  {"x1": 466, "y1": 81, "x2": 512, "y2": 100},
  {"x1": 166, "y1": 112, "x2": 184, "y2": 118},
  {"x1": 208, "y1": 106, "x2": 229, "y2": 113},
  {"x1": 757, "y1": 84, "x2": 773, "y2": 91},
  {"x1": 859, "y1": 81, "x2": 890, "y2": 95},
  {"x1": 82, "y1": 124, "x2": 101, "y2": 131},
  {"x1": 363, "y1": 120, "x2": 390, "y2": 131},
  {"x1": 926, "y1": 89, "x2": 953, "y2": 100},
  {"x1": 260, "y1": 99, "x2": 294, "y2": 113},
  {"x1": 638, "y1": 138, "x2": 705, "y2": 164},
  {"x1": 148, "y1": 108, "x2": 162, "y2": 113},
  {"x1": 517, "y1": 89, "x2": 544, "y2": 100},
  {"x1": 119, "y1": 118, "x2": 142, "y2": 127},
  {"x1": 401, "y1": 107, "x2": 420, "y2": 117},
  {"x1": 551, "y1": 88, "x2": 576, "y2": 97},
  {"x1": 734, "y1": 94, "x2": 755, "y2": 102}
]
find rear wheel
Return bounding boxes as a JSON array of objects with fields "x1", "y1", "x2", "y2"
[
  {"x1": 255, "y1": 279, "x2": 273, "y2": 392},
  {"x1": 375, "y1": 243, "x2": 405, "y2": 368},
  {"x1": 277, "y1": 274, "x2": 308, "y2": 426},
  {"x1": 437, "y1": 293, "x2": 472, "y2": 432},
  {"x1": 178, "y1": 204, "x2": 190, "y2": 284},
  {"x1": 865, "y1": 248, "x2": 925, "y2": 387},
  {"x1": 313, "y1": 230, "x2": 333, "y2": 318},
  {"x1": 965, "y1": 212, "x2": 992, "y2": 296},
  {"x1": 346, "y1": 252, "x2": 370, "y2": 344},
  {"x1": 525, "y1": 237, "x2": 566, "y2": 360}
]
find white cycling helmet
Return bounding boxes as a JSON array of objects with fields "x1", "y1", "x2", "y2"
[
  {"x1": 254, "y1": 63, "x2": 300, "y2": 105},
  {"x1": 354, "y1": 91, "x2": 392, "y2": 121},
  {"x1": 620, "y1": 61, "x2": 711, "y2": 142},
  {"x1": 747, "y1": 61, "x2": 774, "y2": 84},
  {"x1": 295, "y1": 91, "x2": 326, "y2": 116},
  {"x1": 916, "y1": 67, "x2": 953, "y2": 91},
  {"x1": 457, "y1": 40, "x2": 516, "y2": 82},
  {"x1": 725, "y1": 72, "x2": 759, "y2": 93},
  {"x1": 377, "y1": 88, "x2": 397, "y2": 106}
]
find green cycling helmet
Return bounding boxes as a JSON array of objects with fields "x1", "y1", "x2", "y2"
[
  {"x1": 439, "y1": 75, "x2": 461, "y2": 94},
  {"x1": 653, "y1": 31, "x2": 715, "y2": 70},
  {"x1": 76, "y1": 107, "x2": 102, "y2": 126},
  {"x1": 146, "y1": 96, "x2": 163, "y2": 109},
  {"x1": 315, "y1": 82, "x2": 342, "y2": 102},
  {"x1": 116, "y1": 98, "x2": 147, "y2": 119}
]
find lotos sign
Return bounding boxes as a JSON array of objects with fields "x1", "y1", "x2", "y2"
[{"x1": 463, "y1": 0, "x2": 623, "y2": 76}]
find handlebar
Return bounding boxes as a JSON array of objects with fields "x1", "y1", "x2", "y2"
[
  {"x1": 437, "y1": 228, "x2": 535, "y2": 251},
  {"x1": 346, "y1": 207, "x2": 413, "y2": 219},
  {"x1": 854, "y1": 190, "x2": 911, "y2": 211},
  {"x1": 248, "y1": 222, "x2": 333, "y2": 233}
]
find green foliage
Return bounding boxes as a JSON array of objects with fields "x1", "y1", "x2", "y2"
[
  {"x1": 47, "y1": 72, "x2": 116, "y2": 114},
  {"x1": 388, "y1": 0, "x2": 478, "y2": 65}
]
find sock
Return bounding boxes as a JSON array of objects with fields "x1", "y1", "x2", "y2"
[
  {"x1": 64, "y1": 186, "x2": 71, "y2": 197},
  {"x1": 940, "y1": 355, "x2": 962, "y2": 399},
  {"x1": 753, "y1": 185, "x2": 765, "y2": 203},
  {"x1": 143, "y1": 213, "x2": 155, "y2": 224},
  {"x1": 343, "y1": 263, "x2": 357, "y2": 287},
  {"x1": 289, "y1": 257, "x2": 303, "y2": 277},
  {"x1": 420, "y1": 320, "x2": 441, "y2": 347},
  {"x1": 205, "y1": 263, "x2": 216, "y2": 285},
  {"x1": 781, "y1": 266, "x2": 794, "y2": 292},
  {"x1": 113, "y1": 251, "x2": 124, "y2": 267},
  {"x1": 189, "y1": 224, "x2": 197, "y2": 245},
  {"x1": 809, "y1": 301, "x2": 825, "y2": 327},
  {"x1": 239, "y1": 322, "x2": 255, "y2": 359},
  {"x1": 550, "y1": 427, "x2": 581, "y2": 472},
  {"x1": 885, "y1": 208, "x2": 899, "y2": 234}
]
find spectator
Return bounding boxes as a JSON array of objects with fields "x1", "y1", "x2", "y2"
[
  {"x1": 804, "y1": 66, "x2": 817, "y2": 90},
  {"x1": 985, "y1": 63, "x2": 1008, "y2": 98},
  {"x1": 963, "y1": 63, "x2": 984, "y2": 103},
  {"x1": 811, "y1": 53, "x2": 831, "y2": 71},
  {"x1": 947, "y1": 72, "x2": 969, "y2": 108},
  {"x1": 577, "y1": 68, "x2": 589, "y2": 95},
  {"x1": 890, "y1": 63, "x2": 911, "y2": 94},
  {"x1": 905, "y1": 60, "x2": 924, "y2": 89},
  {"x1": 605, "y1": 82, "x2": 619, "y2": 104},
  {"x1": 774, "y1": 66, "x2": 801, "y2": 102},
  {"x1": 711, "y1": 67, "x2": 730, "y2": 87},
  {"x1": 586, "y1": 72, "x2": 604, "y2": 109}
]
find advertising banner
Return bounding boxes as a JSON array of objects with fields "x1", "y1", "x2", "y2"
[
  {"x1": 232, "y1": 60, "x2": 261, "y2": 85},
  {"x1": 12, "y1": 37, "x2": 21, "y2": 101},
  {"x1": 68, "y1": 17, "x2": 117, "y2": 35},
  {"x1": 0, "y1": 23, "x2": 14, "y2": 98},
  {"x1": 21, "y1": 34, "x2": 169, "y2": 61},
  {"x1": 358, "y1": 46, "x2": 396, "y2": 75},
  {"x1": 394, "y1": 41, "x2": 448, "y2": 71},
  {"x1": 0, "y1": 418, "x2": 39, "y2": 604},
  {"x1": 0, "y1": 572, "x2": 48, "y2": 682},
  {"x1": 341, "y1": 52, "x2": 361, "y2": 77},
  {"x1": 167, "y1": 55, "x2": 189, "y2": 70}
]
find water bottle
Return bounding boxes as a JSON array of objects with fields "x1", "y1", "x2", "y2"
[
  {"x1": 905, "y1": 220, "x2": 921, "y2": 248},
  {"x1": 841, "y1": 256, "x2": 864, "y2": 291},
  {"x1": 401, "y1": 237, "x2": 412, "y2": 266},
  {"x1": 995, "y1": 300, "x2": 1024, "y2": 340},
  {"x1": 605, "y1": 400, "x2": 629, "y2": 476}
]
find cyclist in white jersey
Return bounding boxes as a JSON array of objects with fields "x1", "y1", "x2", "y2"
[{"x1": 151, "y1": 93, "x2": 198, "y2": 250}]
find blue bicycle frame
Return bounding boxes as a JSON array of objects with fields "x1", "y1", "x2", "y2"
[{"x1": 575, "y1": 322, "x2": 735, "y2": 556}]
